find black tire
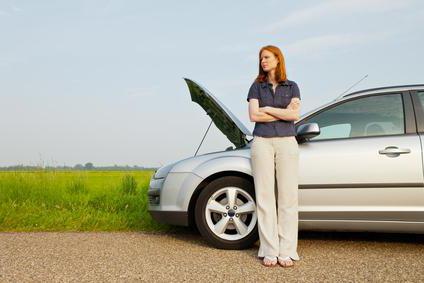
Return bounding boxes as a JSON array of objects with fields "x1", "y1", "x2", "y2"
[{"x1": 195, "y1": 176, "x2": 258, "y2": 249}]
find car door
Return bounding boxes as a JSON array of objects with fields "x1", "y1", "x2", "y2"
[
  {"x1": 411, "y1": 89, "x2": 424, "y2": 179},
  {"x1": 296, "y1": 91, "x2": 424, "y2": 224}
]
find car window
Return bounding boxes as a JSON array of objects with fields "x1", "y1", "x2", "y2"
[
  {"x1": 303, "y1": 93, "x2": 404, "y2": 141},
  {"x1": 416, "y1": 91, "x2": 424, "y2": 108}
]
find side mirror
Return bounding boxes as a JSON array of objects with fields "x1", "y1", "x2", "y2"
[{"x1": 296, "y1": 123, "x2": 320, "y2": 144}]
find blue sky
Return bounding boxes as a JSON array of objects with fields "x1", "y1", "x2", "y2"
[{"x1": 1, "y1": 0, "x2": 423, "y2": 167}]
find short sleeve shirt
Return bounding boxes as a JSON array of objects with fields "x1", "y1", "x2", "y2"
[{"x1": 247, "y1": 79, "x2": 301, "y2": 137}]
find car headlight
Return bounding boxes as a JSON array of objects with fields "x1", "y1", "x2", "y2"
[
  {"x1": 153, "y1": 169, "x2": 162, "y2": 179},
  {"x1": 153, "y1": 162, "x2": 176, "y2": 179}
]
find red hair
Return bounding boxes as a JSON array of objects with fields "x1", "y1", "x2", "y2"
[{"x1": 255, "y1": 45, "x2": 287, "y2": 83}]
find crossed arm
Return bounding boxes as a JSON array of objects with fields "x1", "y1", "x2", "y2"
[{"x1": 248, "y1": 98, "x2": 301, "y2": 122}]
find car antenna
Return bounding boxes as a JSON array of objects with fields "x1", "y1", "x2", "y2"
[
  {"x1": 194, "y1": 120, "x2": 213, "y2": 157},
  {"x1": 336, "y1": 74, "x2": 369, "y2": 100}
]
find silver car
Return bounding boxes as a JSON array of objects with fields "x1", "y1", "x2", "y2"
[{"x1": 148, "y1": 78, "x2": 424, "y2": 249}]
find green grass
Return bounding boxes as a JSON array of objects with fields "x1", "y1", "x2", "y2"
[{"x1": 0, "y1": 170, "x2": 185, "y2": 232}]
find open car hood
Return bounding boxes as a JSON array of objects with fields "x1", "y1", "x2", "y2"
[{"x1": 184, "y1": 78, "x2": 251, "y2": 148}]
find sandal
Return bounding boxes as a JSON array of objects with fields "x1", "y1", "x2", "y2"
[
  {"x1": 261, "y1": 256, "x2": 278, "y2": 267},
  {"x1": 278, "y1": 256, "x2": 294, "y2": 268}
]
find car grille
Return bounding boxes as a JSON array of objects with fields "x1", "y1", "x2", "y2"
[{"x1": 148, "y1": 192, "x2": 160, "y2": 206}]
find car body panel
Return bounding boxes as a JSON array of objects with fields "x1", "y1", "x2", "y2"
[
  {"x1": 157, "y1": 150, "x2": 253, "y2": 212},
  {"x1": 148, "y1": 81, "x2": 424, "y2": 233},
  {"x1": 169, "y1": 148, "x2": 250, "y2": 174},
  {"x1": 149, "y1": 172, "x2": 202, "y2": 211},
  {"x1": 420, "y1": 133, "x2": 424, "y2": 177},
  {"x1": 298, "y1": 134, "x2": 422, "y2": 185},
  {"x1": 192, "y1": 153, "x2": 252, "y2": 179},
  {"x1": 299, "y1": 187, "x2": 424, "y2": 222}
]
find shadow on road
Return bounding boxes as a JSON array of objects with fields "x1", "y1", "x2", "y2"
[{"x1": 161, "y1": 226, "x2": 424, "y2": 248}]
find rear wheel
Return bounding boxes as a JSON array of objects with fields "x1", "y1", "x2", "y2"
[{"x1": 195, "y1": 176, "x2": 258, "y2": 249}]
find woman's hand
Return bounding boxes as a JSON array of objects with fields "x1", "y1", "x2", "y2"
[{"x1": 259, "y1": 98, "x2": 301, "y2": 121}]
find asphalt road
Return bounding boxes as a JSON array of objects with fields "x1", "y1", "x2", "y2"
[{"x1": 1, "y1": 230, "x2": 423, "y2": 282}]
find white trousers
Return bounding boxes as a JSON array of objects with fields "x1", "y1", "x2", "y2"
[{"x1": 250, "y1": 136, "x2": 300, "y2": 260}]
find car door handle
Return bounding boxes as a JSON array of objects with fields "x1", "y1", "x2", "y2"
[{"x1": 379, "y1": 146, "x2": 411, "y2": 156}]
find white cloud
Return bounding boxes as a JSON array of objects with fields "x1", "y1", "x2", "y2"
[
  {"x1": 285, "y1": 31, "x2": 393, "y2": 56},
  {"x1": 0, "y1": 0, "x2": 22, "y2": 16},
  {"x1": 264, "y1": 0, "x2": 412, "y2": 33},
  {"x1": 10, "y1": 3, "x2": 22, "y2": 13}
]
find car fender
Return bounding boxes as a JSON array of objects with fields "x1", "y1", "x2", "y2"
[
  {"x1": 193, "y1": 156, "x2": 252, "y2": 179},
  {"x1": 176, "y1": 156, "x2": 252, "y2": 211}
]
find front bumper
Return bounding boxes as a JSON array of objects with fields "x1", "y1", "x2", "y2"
[
  {"x1": 148, "y1": 210, "x2": 189, "y2": 226},
  {"x1": 147, "y1": 172, "x2": 198, "y2": 227}
]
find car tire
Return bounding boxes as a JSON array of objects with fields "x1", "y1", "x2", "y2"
[{"x1": 195, "y1": 176, "x2": 258, "y2": 250}]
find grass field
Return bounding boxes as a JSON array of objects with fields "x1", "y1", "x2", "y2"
[{"x1": 0, "y1": 170, "x2": 185, "y2": 232}]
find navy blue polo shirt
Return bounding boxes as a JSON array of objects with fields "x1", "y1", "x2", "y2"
[{"x1": 246, "y1": 79, "x2": 301, "y2": 137}]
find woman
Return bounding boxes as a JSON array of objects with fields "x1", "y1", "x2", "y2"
[{"x1": 247, "y1": 45, "x2": 301, "y2": 267}]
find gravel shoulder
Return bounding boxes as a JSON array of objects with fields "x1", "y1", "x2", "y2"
[{"x1": 1, "y1": 230, "x2": 424, "y2": 282}]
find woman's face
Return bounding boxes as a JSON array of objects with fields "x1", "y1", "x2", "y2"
[{"x1": 260, "y1": 49, "x2": 279, "y2": 73}]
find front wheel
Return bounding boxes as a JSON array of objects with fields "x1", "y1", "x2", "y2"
[{"x1": 195, "y1": 176, "x2": 258, "y2": 249}]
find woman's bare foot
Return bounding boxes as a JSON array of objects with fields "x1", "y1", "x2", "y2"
[
  {"x1": 278, "y1": 256, "x2": 294, "y2": 267},
  {"x1": 262, "y1": 256, "x2": 277, "y2": 267}
]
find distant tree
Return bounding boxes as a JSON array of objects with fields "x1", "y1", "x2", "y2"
[
  {"x1": 84, "y1": 162, "x2": 94, "y2": 170},
  {"x1": 74, "y1": 164, "x2": 84, "y2": 170}
]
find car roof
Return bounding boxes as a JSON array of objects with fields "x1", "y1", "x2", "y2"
[{"x1": 342, "y1": 84, "x2": 424, "y2": 98}]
